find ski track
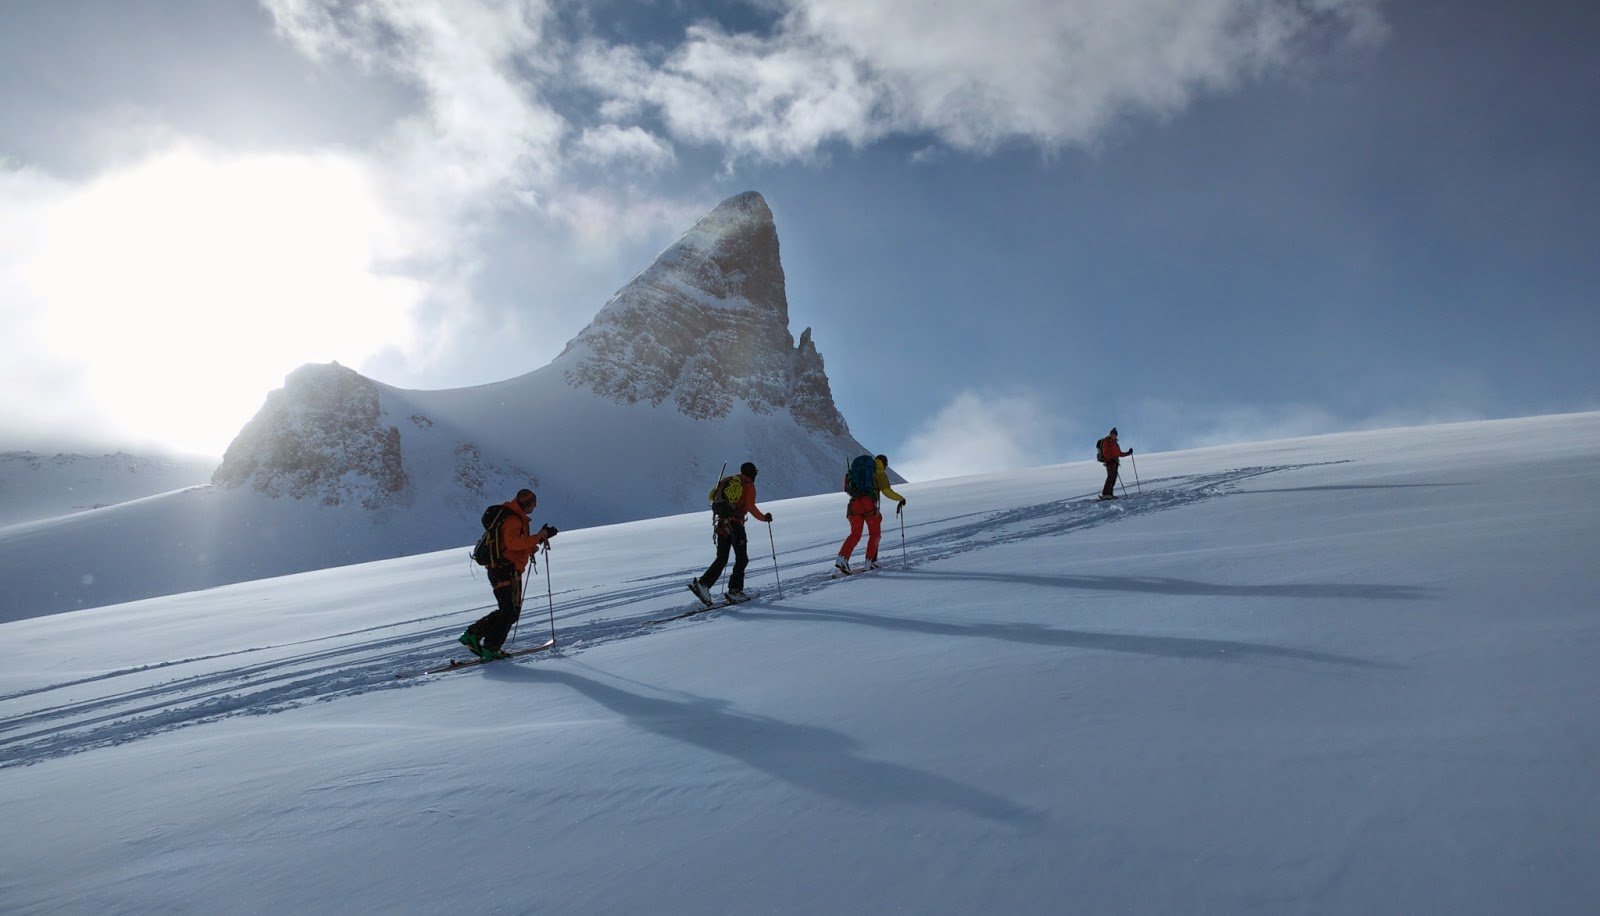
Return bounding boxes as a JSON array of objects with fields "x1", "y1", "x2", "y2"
[{"x1": 0, "y1": 465, "x2": 1312, "y2": 768}]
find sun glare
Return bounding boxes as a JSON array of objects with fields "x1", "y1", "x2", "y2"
[{"x1": 23, "y1": 146, "x2": 425, "y2": 456}]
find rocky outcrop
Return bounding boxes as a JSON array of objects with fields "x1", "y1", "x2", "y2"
[
  {"x1": 452, "y1": 442, "x2": 537, "y2": 506},
  {"x1": 559, "y1": 191, "x2": 852, "y2": 435},
  {"x1": 213, "y1": 362, "x2": 409, "y2": 509},
  {"x1": 789, "y1": 328, "x2": 849, "y2": 437}
]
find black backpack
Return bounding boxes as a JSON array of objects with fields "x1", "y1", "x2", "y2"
[
  {"x1": 471, "y1": 504, "x2": 511, "y2": 567},
  {"x1": 1095, "y1": 437, "x2": 1108, "y2": 464}
]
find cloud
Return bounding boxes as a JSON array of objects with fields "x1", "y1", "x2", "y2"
[
  {"x1": 575, "y1": 26, "x2": 882, "y2": 162},
  {"x1": 0, "y1": 1, "x2": 681, "y2": 455},
  {"x1": 1, "y1": 0, "x2": 1390, "y2": 456},
  {"x1": 578, "y1": 0, "x2": 1385, "y2": 160},
  {"x1": 573, "y1": 124, "x2": 677, "y2": 171},
  {"x1": 263, "y1": 0, "x2": 567, "y2": 209},
  {"x1": 1137, "y1": 399, "x2": 1488, "y2": 451},
  {"x1": 894, "y1": 390, "x2": 1066, "y2": 482}
]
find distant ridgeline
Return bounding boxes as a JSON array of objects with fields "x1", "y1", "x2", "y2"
[{"x1": 0, "y1": 450, "x2": 213, "y2": 528}]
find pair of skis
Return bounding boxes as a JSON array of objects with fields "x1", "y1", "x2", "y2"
[
  {"x1": 396, "y1": 637, "x2": 557, "y2": 679},
  {"x1": 642, "y1": 586, "x2": 756, "y2": 626},
  {"x1": 830, "y1": 562, "x2": 884, "y2": 579}
]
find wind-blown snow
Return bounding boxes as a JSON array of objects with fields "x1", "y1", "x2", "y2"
[{"x1": 2, "y1": 413, "x2": 1597, "y2": 912}]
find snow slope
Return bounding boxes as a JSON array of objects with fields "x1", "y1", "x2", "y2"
[
  {"x1": 0, "y1": 451, "x2": 213, "y2": 527},
  {"x1": 2, "y1": 412, "x2": 1598, "y2": 913}
]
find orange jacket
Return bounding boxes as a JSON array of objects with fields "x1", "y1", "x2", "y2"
[
  {"x1": 735, "y1": 473, "x2": 771, "y2": 523},
  {"x1": 1099, "y1": 435, "x2": 1131, "y2": 463},
  {"x1": 498, "y1": 499, "x2": 550, "y2": 573}
]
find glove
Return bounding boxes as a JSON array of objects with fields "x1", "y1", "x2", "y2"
[
  {"x1": 1127, "y1": 448, "x2": 1133, "y2": 454},
  {"x1": 896, "y1": 499, "x2": 906, "y2": 514},
  {"x1": 764, "y1": 512, "x2": 775, "y2": 523},
  {"x1": 541, "y1": 524, "x2": 559, "y2": 539}
]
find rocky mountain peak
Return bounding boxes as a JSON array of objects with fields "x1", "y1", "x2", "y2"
[
  {"x1": 558, "y1": 191, "x2": 849, "y2": 435},
  {"x1": 213, "y1": 362, "x2": 409, "y2": 509}
]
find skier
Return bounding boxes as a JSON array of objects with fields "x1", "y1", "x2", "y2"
[
  {"x1": 835, "y1": 454, "x2": 906, "y2": 574},
  {"x1": 1097, "y1": 428, "x2": 1133, "y2": 499},
  {"x1": 459, "y1": 488, "x2": 557, "y2": 659},
  {"x1": 689, "y1": 462, "x2": 773, "y2": 605}
]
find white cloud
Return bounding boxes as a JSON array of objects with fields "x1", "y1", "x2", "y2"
[
  {"x1": 1139, "y1": 400, "x2": 1488, "y2": 451},
  {"x1": 0, "y1": 1, "x2": 667, "y2": 455},
  {"x1": 894, "y1": 390, "x2": 1065, "y2": 483},
  {"x1": 576, "y1": 26, "x2": 881, "y2": 162},
  {"x1": 263, "y1": 0, "x2": 567, "y2": 209},
  {"x1": 0, "y1": 0, "x2": 1391, "y2": 456},
  {"x1": 573, "y1": 125, "x2": 677, "y2": 172},
  {"x1": 578, "y1": 0, "x2": 1384, "y2": 160}
]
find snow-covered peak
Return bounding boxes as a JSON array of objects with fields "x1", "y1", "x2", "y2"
[{"x1": 557, "y1": 191, "x2": 845, "y2": 431}]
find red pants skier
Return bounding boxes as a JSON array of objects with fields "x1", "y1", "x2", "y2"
[{"x1": 838, "y1": 496, "x2": 883, "y2": 568}]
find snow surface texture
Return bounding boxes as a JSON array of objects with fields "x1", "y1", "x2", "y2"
[
  {"x1": 0, "y1": 451, "x2": 212, "y2": 527},
  {"x1": 0, "y1": 192, "x2": 876, "y2": 618},
  {"x1": 2, "y1": 413, "x2": 1597, "y2": 912}
]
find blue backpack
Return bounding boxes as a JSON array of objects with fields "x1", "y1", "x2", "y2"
[{"x1": 845, "y1": 455, "x2": 877, "y2": 498}]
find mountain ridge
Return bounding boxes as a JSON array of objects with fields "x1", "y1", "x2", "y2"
[{"x1": 1, "y1": 191, "x2": 879, "y2": 617}]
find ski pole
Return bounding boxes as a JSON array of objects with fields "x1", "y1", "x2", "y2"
[
  {"x1": 1130, "y1": 453, "x2": 1142, "y2": 496},
  {"x1": 767, "y1": 521, "x2": 783, "y2": 599},
  {"x1": 513, "y1": 559, "x2": 532, "y2": 646},
  {"x1": 897, "y1": 502, "x2": 908, "y2": 566},
  {"x1": 543, "y1": 541, "x2": 556, "y2": 641},
  {"x1": 1117, "y1": 463, "x2": 1129, "y2": 498}
]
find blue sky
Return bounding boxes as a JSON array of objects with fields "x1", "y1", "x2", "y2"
[{"x1": 1, "y1": 0, "x2": 1595, "y2": 480}]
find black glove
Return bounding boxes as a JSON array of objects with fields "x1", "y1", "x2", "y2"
[
  {"x1": 1126, "y1": 448, "x2": 1133, "y2": 455},
  {"x1": 896, "y1": 499, "x2": 906, "y2": 514},
  {"x1": 541, "y1": 524, "x2": 558, "y2": 539},
  {"x1": 764, "y1": 512, "x2": 774, "y2": 523}
]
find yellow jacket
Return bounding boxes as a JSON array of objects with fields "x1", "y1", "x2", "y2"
[{"x1": 874, "y1": 457, "x2": 904, "y2": 504}]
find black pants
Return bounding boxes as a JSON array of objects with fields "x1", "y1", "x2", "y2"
[
  {"x1": 699, "y1": 523, "x2": 749, "y2": 592},
  {"x1": 1102, "y1": 461, "x2": 1121, "y2": 498},
  {"x1": 468, "y1": 565, "x2": 523, "y2": 650}
]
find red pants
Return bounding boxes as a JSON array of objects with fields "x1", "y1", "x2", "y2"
[{"x1": 839, "y1": 496, "x2": 882, "y2": 562}]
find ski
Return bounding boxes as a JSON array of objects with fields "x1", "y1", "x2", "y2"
[
  {"x1": 642, "y1": 593, "x2": 756, "y2": 627},
  {"x1": 397, "y1": 637, "x2": 557, "y2": 679},
  {"x1": 830, "y1": 564, "x2": 882, "y2": 579}
]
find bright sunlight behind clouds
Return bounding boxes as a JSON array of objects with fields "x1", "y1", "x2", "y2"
[{"x1": 0, "y1": 145, "x2": 426, "y2": 455}]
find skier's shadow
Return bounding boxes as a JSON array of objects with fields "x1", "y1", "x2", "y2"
[
  {"x1": 485, "y1": 663, "x2": 1043, "y2": 828},
  {"x1": 890, "y1": 569, "x2": 1437, "y2": 602},
  {"x1": 728, "y1": 604, "x2": 1387, "y2": 669}
]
